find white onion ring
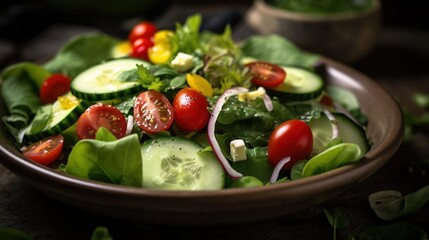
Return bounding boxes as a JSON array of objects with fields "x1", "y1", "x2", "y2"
[
  {"x1": 322, "y1": 109, "x2": 339, "y2": 139},
  {"x1": 125, "y1": 115, "x2": 134, "y2": 135},
  {"x1": 208, "y1": 87, "x2": 248, "y2": 178},
  {"x1": 263, "y1": 94, "x2": 273, "y2": 112}
]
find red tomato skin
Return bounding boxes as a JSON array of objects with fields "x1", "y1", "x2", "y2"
[
  {"x1": 134, "y1": 90, "x2": 174, "y2": 134},
  {"x1": 173, "y1": 88, "x2": 210, "y2": 132},
  {"x1": 39, "y1": 74, "x2": 71, "y2": 104},
  {"x1": 130, "y1": 38, "x2": 154, "y2": 61},
  {"x1": 76, "y1": 103, "x2": 127, "y2": 140},
  {"x1": 22, "y1": 135, "x2": 64, "y2": 165},
  {"x1": 128, "y1": 21, "x2": 157, "y2": 44},
  {"x1": 267, "y1": 119, "x2": 313, "y2": 170},
  {"x1": 245, "y1": 61, "x2": 286, "y2": 88}
]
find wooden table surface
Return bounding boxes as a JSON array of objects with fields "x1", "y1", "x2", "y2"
[{"x1": 1, "y1": 2, "x2": 428, "y2": 239}]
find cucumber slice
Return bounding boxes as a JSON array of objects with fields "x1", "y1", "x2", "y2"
[
  {"x1": 71, "y1": 58, "x2": 149, "y2": 101},
  {"x1": 267, "y1": 66, "x2": 324, "y2": 101},
  {"x1": 24, "y1": 96, "x2": 88, "y2": 143},
  {"x1": 308, "y1": 112, "x2": 370, "y2": 158},
  {"x1": 140, "y1": 137, "x2": 225, "y2": 190}
]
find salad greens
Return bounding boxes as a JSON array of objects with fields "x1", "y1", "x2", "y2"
[{"x1": 0, "y1": 14, "x2": 370, "y2": 190}]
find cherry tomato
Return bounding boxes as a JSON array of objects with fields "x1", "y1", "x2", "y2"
[
  {"x1": 22, "y1": 135, "x2": 64, "y2": 165},
  {"x1": 134, "y1": 90, "x2": 174, "y2": 133},
  {"x1": 39, "y1": 73, "x2": 71, "y2": 104},
  {"x1": 130, "y1": 38, "x2": 154, "y2": 61},
  {"x1": 267, "y1": 119, "x2": 313, "y2": 170},
  {"x1": 76, "y1": 103, "x2": 127, "y2": 140},
  {"x1": 173, "y1": 88, "x2": 210, "y2": 132},
  {"x1": 245, "y1": 61, "x2": 286, "y2": 88},
  {"x1": 128, "y1": 21, "x2": 157, "y2": 44}
]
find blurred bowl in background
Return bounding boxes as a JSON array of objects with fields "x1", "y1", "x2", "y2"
[{"x1": 245, "y1": 0, "x2": 381, "y2": 63}]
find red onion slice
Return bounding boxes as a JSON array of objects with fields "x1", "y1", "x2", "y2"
[
  {"x1": 322, "y1": 109, "x2": 339, "y2": 139},
  {"x1": 269, "y1": 156, "x2": 291, "y2": 184},
  {"x1": 125, "y1": 115, "x2": 134, "y2": 136},
  {"x1": 263, "y1": 94, "x2": 273, "y2": 112},
  {"x1": 208, "y1": 87, "x2": 248, "y2": 178}
]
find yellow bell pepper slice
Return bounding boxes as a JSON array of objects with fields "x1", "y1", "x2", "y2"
[{"x1": 186, "y1": 73, "x2": 213, "y2": 97}]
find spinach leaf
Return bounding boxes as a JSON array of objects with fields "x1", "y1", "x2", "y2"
[
  {"x1": 324, "y1": 208, "x2": 350, "y2": 240},
  {"x1": 240, "y1": 35, "x2": 319, "y2": 69},
  {"x1": 326, "y1": 86, "x2": 367, "y2": 125},
  {"x1": 231, "y1": 147, "x2": 274, "y2": 184},
  {"x1": 369, "y1": 185, "x2": 429, "y2": 221},
  {"x1": 360, "y1": 222, "x2": 427, "y2": 240},
  {"x1": 91, "y1": 226, "x2": 113, "y2": 240},
  {"x1": 228, "y1": 176, "x2": 263, "y2": 188},
  {"x1": 290, "y1": 160, "x2": 307, "y2": 180},
  {"x1": 95, "y1": 127, "x2": 117, "y2": 142},
  {"x1": 1, "y1": 63, "x2": 50, "y2": 142},
  {"x1": 28, "y1": 104, "x2": 52, "y2": 135},
  {"x1": 0, "y1": 227, "x2": 33, "y2": 240},
  {"x1": 65, "y1": 133, "x2": 142, "y2": 187},
  {"x1": 302, "y1": 143, "x2": 361, "y2": 177},
  {"x1": 44, "y1": 33, "x2": 119, "y2": 78}
]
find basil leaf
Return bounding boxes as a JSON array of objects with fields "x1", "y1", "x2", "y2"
[
  {"x1": 369, "y1": 185, "x2": 429, "y2": 221},
  {"x1": 65, "y1": 134, "x2": 142, "y2": 187}
]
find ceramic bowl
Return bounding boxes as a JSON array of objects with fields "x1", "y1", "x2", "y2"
[
  {"x1": 0, "y1": 58, "x2": 403, "y2": 225},
  {"x1": 245, "y1": 0, "x2": 381, "y2": 63}
]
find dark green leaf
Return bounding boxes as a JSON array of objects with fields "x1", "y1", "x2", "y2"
[
  {"x1": 169, "y1": 75, "x2": 186, "y2": 89},
  {"x1": 231, "y1": 147, "x2": 274, "y2": 184},
  {"x1": 360, "y1": 222, "x2": 427, "y2": 240},
  {"x1": 369, "y1": 185, "x2": 429, "y2": 221},
  {"x1": 228, "y1": 176, "x2": 263, "y2": 188},
  {"x1": 290, "y1": 160, "x2": 307, "y2": 180}
]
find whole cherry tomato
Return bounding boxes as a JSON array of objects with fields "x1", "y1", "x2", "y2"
[
  {"x1": 267, "y1": 119, "x2": 313, "y2": 170},
  {"x1": 39, "y1": 73, "x2": 71, "y2": 104},
  {"x1": 173, "y1": 88, "x2": 210, "y2": 132},
  {"x1": 130, "y1": 38, "x2": 154, "y2": 61},
  {"x1": 128, "y1": 21, "x2": 157, "y2": 44}
]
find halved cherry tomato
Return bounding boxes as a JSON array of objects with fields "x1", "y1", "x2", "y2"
[
  {"x1": 22, "y1": 135, "x2": 64, "y2": 165},
  {"x1": 130, "y1": 38, "x2": 154, "y2": 61},
  {"x1": 134, "y1": 90, "x2": 174, "y2": 133},
  {"x1": 39, "y1": 73, "x2": 71, "y2": 104},
  {"x1": 173, "y1": 88, "x2": 210, "y2": 132},
  {"x1": 267, "y1": 119, "x2": 313, "y2": 170},
  {"x1": 128, "y1": 21, "x2": 157, "y2": 44},
  {"x1": 76, "y1": 103, "x2": 127, "y2": 140},
  {"x1": 245, "y1": 61, "x2": 286, "y2": 88}
]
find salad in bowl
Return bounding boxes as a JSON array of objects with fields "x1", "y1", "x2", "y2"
[{"x1": 0, "y1": 13, "x2": 404, "y2": 225}]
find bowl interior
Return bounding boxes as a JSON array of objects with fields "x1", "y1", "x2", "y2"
[{"x1": 0, "y1": 58, "x2": 403, "y2": 225}]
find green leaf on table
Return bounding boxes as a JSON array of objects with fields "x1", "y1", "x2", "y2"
[
  {"x1": 91, "y1": 226, "x2": 113, "y2": 240},
  {"x1": 240, "y1": 34, "x2": 319, "y2": 69},
  {"x1": 0, "y1": 227, "x2": 32, "y2": 240},
  {"x1": 369, "y1": 185, "x2": 429, "y2": 221},
  {"x1": 360, "y1": 222, "x2": 427, "y2": 240},
  {"x1": 413, "y1": 92, "x2": 429, "y2": 109},
  {"x1": 44, "y1": 33, "x2": 119, "y2": 78},
  {"x1": 324, "y1": 208, "x2": 350, "y2": 240},
  {"x1": 65, "y1": 133, "x2": 142, "y2": 187}
]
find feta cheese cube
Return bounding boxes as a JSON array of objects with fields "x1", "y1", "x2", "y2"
[
  {"x1": 171, "y1": 52, "x2": 194, "y2": 72},
  {"x1": 230, "y1": 139, "x2": 247, "y2": 162}
]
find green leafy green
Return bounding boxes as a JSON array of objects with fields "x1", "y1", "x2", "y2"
[
  {"x1": 1, "y1": 63, "x2": 50, "y2": 142},
  {"x1": 44, "y1": 33, "x2": 119, "y2": 78},
  {"x1": 240, "y1": 35, "x2": 319, "y2": 69},
  {"x1": 369, "y1": 185, "x2": 429, "y2": 221},
  {"x1": 228, "y1": 175, "x2": 263, "y2": 188},
  {"x1": 302, "y1": 143, "x2": 361, "y2": 177},
  {"x1": 171, "y1": 14, "x2": 202, "y2": 55},
  {"x1": 231, "y1": 147, "x2": 274, "y2": 184},
  {"x1": 28, "y1": 104, "x2": 52, "y2": 135},
  {"x1": 65, "y1": 133, "x2": 142, "y2": 187},
  {"x1": 0, "y1": 227, "x2": 32, "y2": 240},
  {"x1": 324, "y1": 208, "x2": 350, "y2": 240},
  {"x1": 359, "y1": 222, "x2": 427, "y2": 240},
  {"x1": 290, "y1": 160, "x2": 307, "y2": 180},
  {"x1": 326, "y1": 86, "x2": 367, "y2": 125},
  {"x1": 95, "y1": 127, "x2": 117, "y2": 142},
  {"x1": 91, "y1": 226, "x2": 113, "y2": 240}
]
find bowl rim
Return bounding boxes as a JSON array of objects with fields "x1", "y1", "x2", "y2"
[
  {"x1": 0, "y1": 58, "x2": 404, "y2": 202},
  {"x1": 252, "y1": 0, "x2": 381, "y2": 21}
]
